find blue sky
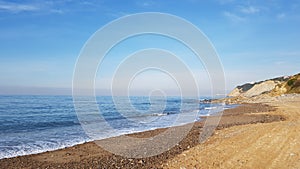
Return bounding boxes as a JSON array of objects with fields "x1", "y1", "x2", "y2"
[{"x1": 0, "y1": 0, "x2": 299, "y2": 95}]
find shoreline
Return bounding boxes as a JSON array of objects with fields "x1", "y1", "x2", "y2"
[
  {"x1": 0, "y1": 103, "x2": 284, "y2": 168},
  {"x1": 0, "y1": 101, "x2": 235, "y2": 160}
]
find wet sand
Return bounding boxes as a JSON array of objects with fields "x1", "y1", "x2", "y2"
[{"x1": 0, "y1": 103, "x2": 284, "y2": 169}]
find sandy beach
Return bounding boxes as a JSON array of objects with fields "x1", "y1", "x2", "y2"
[
  {"x1": 1, "y1": 0, "x2": 299, "y2": 168},
  {"x1": 164, "y1": 94, "x2": 300, "y2": 168},
  {"x1": 0, "y1": 99, "x2": 289, "y2": 169}
]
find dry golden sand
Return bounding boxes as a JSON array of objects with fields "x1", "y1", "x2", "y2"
[{"x1": 163, "y1": 95, "x2": 300, "y2": 169}]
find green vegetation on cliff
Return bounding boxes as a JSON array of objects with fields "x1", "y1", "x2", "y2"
[{"x1": 228, "y1": 73, "x2": 300, "y2": 98}]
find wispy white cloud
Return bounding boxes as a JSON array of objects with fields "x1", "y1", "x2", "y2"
[
  {"x1": 0, "y1": 1, "x2": 39, "y2": 13},
  {"x1": 274, "y1": 61, "x2": 285, "y2": 65},
  {"x1": 49, "y1": 9, "x2": 64, "y2": 14},
  {"x1": 0, "y1": 0, "x2": 97, "y2": 14},
  {"x1": 136, "y1": 0, "x2": 157, "y2": 7},
  {"x1": 140, "y1": 2, "x2": 152, "y2": 7},
  {"x1": 276, "y1": 51, "x2": 300, "y2": 57},
  {"x1": 276, "y1": 13, "x2": 286, "y2": 19},
  {"x1": 239, "y1": 6, "x2": 260, "y2": 14},
  {"x1": 223, "y1": 11, "x2": 245, "y2": 22},
  {"x1": 79, "y1": 1, "x2": 95, "y2": 6}
]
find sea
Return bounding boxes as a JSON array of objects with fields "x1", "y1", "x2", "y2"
[{"x1": 0, "y1": 95, "x2": 235, "y2": 159}]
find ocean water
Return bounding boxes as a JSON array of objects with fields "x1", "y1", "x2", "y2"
[{"x1": 0, "y1": 95, "x2": 234, "y2": 159}]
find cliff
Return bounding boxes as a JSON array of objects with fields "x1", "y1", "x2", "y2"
[{"x1": 228, "y1": 73, "x2": 300, "y2": 98}]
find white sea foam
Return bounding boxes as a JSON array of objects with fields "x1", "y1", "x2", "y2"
[
  {"x1": 0, "y1": 96, "x2": 236, "y2": 159},
  {"x1": 0, "y1": 139, "x2": 91, "y2": 159}
]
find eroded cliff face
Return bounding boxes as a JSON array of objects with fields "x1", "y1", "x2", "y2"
[
  {"x1": 228, "y1": 83, "x2": 255, "y2": 97},
  {"x1": 243, "y1": 80, "x2": 278, "y2": 97},
  {"x1": 228, "y1": 73, "x2": 300, "y2": 98}
]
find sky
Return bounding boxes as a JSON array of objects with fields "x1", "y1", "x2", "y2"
[{"x1": 0, "y1": 0, "x2": 299, "y2": 96}]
